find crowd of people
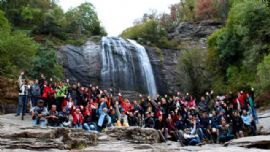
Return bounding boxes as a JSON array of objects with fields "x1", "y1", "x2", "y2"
[{"x1": 16, "y1": 71, "x2": 259, "y2": 146}]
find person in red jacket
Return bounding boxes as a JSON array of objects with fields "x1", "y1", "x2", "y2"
[
  {"x1": 42, "y1": 81, "x2": 56, "y2": 109},
  {"x1": 118, "y1": 93, "x2": 132, "y2": 112},
  {"x1": 72, "y1": 108, "x2": 84, "y2": 128}
]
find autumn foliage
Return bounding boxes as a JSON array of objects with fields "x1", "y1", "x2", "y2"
[{"x1": 195, "y1": 0, "x2": 216, "y2": 20}]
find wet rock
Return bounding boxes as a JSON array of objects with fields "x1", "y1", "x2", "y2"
[{"x1": 57, "y1": 40, "x2": 102, "y2": 86}]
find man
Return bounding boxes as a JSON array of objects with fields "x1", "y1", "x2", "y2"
[
  {"x1": 39, "y1": 73, "x2": 45, "y2": 95},
  {"x1": 183, "y1": 119, "x2": 200, "y2": 145},
  {"x1": 32, "y1": 100, "x2": 48, "y2": 128},
  {"x1": 46, "y1": 105, "x2": 59, "y2": 127},
  {"x1": 30, "y1": 79, "x2": 41, "y2": 107},
  {"x1": 217, "y1": 119, "x2": 234, "y2": 143},
  {"x1": 16, "y1": 71, "x2": 28, "y2": 117},
  {"x1": 144, "y1": 112, "x2": 155, "y2": 128},
  {"x1": 55, "y1": 81, "x2": 68, "y2": 111},
  {"x1": 231, "y1": 111, "x2": 244, "y2": 138}
]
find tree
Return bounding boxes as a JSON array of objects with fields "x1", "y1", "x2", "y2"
[
  {"x1": 0, "y1": 10, "x2": 10, "y2": 32},
  {"x1": 196, "y1": 0, "x2": 216, "y2": 20},
  {"x1": 255, "y1": 54, "x2": 270, "y2": 93},
  {"x1": 177, "y1": 48, "x2": 210, "y2": 96},
  {"x1": 0, "y1": 31, "x2": 37, "y2": 77},
  {"x1": 29, "y1": 42, "x2": 63, "y2": 79},
  {"x1": 207, "y1": 0, "x2": 270, "y2": 92},
  {"x1": 65, "y1": 2, "x2": 104, "y2": 36}
]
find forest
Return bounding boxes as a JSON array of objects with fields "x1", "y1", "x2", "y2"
[{"x1": 0, "y1": 0, "x2": 106, "y2": 79}]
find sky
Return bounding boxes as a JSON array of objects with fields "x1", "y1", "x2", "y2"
[{"x1": 58, "y1": 0, "x2": 180, "y2": 36}]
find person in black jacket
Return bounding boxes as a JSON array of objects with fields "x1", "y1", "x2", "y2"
[
  {"x1": 144, "y1": 112, "x2": 155, "y2": 128},
  {"x1": 231, "y1": 111, "x2": 244, "y2": 138}
]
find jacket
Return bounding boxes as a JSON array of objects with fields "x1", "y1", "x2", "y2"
[{"x1": 72, "y1": 113, "x2": 84, "y2": 125}]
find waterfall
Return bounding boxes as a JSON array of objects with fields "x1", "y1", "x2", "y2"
[{"x1": 100, "y1": 37, "x2": 157, "y2": 97}]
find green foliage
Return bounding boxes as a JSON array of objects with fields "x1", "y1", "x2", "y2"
[
  {"x1": 121, "y1": 20, "x2": 164, "y2": 44},
  {"x1": 29, "y1": 41, "x2": 63, "y2": 79},
  {"x1": 179, "y1": 0, "x2": 196, "y2": 21},
  {"x1": 65, "y1": 2, "x2": 106, "y2": 36},
  {"x1": 121, "y1": 19, "x2": 178, "y2": 48},
  {"x1": 255, "y1": 54, "x2": 270, "y2": 94},
  {"x1": 0, "y1": 30, "x2": 37, "y2": 78},
  {"x1": 177, "y1": 48, "x2": 210, "y2": 96},
  {"x1": 0, "y1": 10, "x2": 10, "y2": 32},
  {"x1": 207, "y1": 0, "x2": 270, "y2": 94},
  {"x1": 0, "y1": 0, "x2": 107, "y2": 80},
  {"x1": 0, "y1": 0, "x2": 106, "y2": 44}
]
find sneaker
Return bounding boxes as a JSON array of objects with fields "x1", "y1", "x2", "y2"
[{"x1": 15, "y1": 114, "x2": 20, "y2": 117}]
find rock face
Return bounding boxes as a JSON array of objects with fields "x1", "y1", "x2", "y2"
[
  {"x1": 57, "y1": 40, "x2": 102, "y2": 86},
  {"x1": 146, "y1": 47, "x2": 181, "y2": 94},
  {"x1": 0, "y1": 76, "x2": 18, "y2": 114},
  {"x1": 57, "y1": 21, "x2": 222, "y2": 94},
  {"x1": 146, "y1": 20, "x2": 223, "y2": 94}
]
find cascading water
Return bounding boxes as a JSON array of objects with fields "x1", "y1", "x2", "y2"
[{"x1": 100, "y1": 37, "x2": 157, "y2": 97}]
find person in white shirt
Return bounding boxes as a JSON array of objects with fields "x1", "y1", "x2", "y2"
[{"x1": 15, "y1": 71, "x2": 29, "y2": 117}]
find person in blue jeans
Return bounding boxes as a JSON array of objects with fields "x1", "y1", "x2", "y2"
[
  {"x1": 32, "y1": 100, "x2": 48, "y2": 128},
  {"x1": 183, "y1": 119, "x2": 201, "y2": 145},
  {"x1": 16, "y1": 72, "x2": 29, "y2": 117}
]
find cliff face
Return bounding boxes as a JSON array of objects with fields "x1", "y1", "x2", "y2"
[
  {"x1": 57, "y1": 40, "x2": 102, "y2": 86},
  {"x1": 146, "y1": 20, "x2": 223, "y2": 94},
  {"x1": 57, "y1": 21, "x2": 222, "y2": 95},
  {"x1": 0, "y1": 76, "x2": 18, "y2": 114}
]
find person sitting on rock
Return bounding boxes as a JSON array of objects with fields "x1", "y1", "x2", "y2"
[
  {"x1": 115, "y1": 100, "x2": 129, "y2": 127},
  {"x1": 155, "y1": 115, "x2": 168, "y2": 142},
  {"x1": 217, "y1": 118, "x2": 234, "y2": 143},
  {"x1": 97, "y1": 107, "x2": 112, "y2": 131},
  {"x1": 144, "y1": 112, "x2": 155, "y2": 128},
  {"x1": 182, "y1": 119, "x2": 200, "y2": 145},
  {"x1": 231, "y1": 111, "x2": 244, "y2": 138},
  {"x1": 46, "y1": 105, "x2": 59, "y2": 127},
  {"x1": 83, "y1": 108, "x2": 97, "y2": 132},
  {"x1": 32, "y1": 100, "x2": 48, "y2": 128},
  {"x1": 72, "y1": 108, "x2": 84, "y2": 129},
  {"x1": 127, "y1": 110, "x2": 140, "y2": 126},
  {"x1": 58, "y1": 106, "x2": 72, "y2": 128},
  {"x1": 241, "y1": 109, "x2": 257, "y2": 136}
]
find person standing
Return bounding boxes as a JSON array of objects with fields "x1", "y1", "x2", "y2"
[
  {"x1": 15, "y1": 71, "x2": 28, "y2": 117},
  {"x1": 30, "y1": 79, "x2": 41, "y2": 107},
  {"x1": 39, "y1": 73, "x2": 45, "y2": 95}
]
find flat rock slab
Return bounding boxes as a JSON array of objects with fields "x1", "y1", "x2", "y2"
[
  {"x1": 225, "y1": 135, "x2": 270, "y2": 149},
  {"x1": 1, "y1": 111, "x2": 270, "y2": 151}
]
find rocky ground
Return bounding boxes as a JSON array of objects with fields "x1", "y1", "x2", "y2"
[{"x1": 0, "y1": 110, "x2": 270, "y2": 152}]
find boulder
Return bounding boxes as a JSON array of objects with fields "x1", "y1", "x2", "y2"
[{"x1": 105, "y1": 126, "x2": 160, "y2": 144}]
